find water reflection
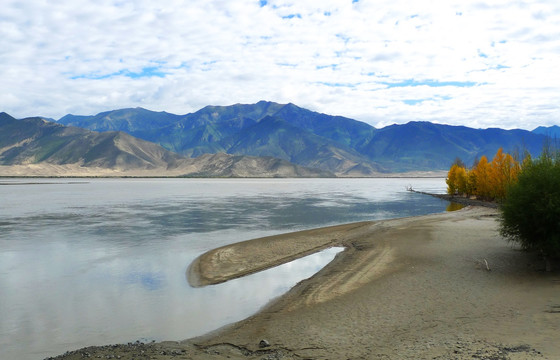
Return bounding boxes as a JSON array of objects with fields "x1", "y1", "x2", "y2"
[
  {"x1": 0, "y1": 238, "x2": 341, "y2": 360},
  {"x1": 0, "y1": 178, "x2": 448, "y2": 240},
  {"x1": 446, "y1": 202, "x2": 466, "y2": 212}
]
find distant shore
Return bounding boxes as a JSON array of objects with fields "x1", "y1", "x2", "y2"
[
  {"x1": 0, "y1": 164, "x2": 447, "y2": 178},
  {"x1": 407, "y1": 188, "x2": 500, "y2": 208},
  {"x1": 52, "y1": 206, "x2": 559, "y2": 360}
]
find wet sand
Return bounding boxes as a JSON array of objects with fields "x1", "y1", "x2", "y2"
[{"x1": 53, "y1": 207, "x2": 560, "y2": 360}]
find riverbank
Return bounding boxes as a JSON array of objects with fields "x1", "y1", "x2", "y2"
[
  {"x1": 52, "y1": 207, "x2": 560, "y2": 360},
  {"x1": 407, "y1": 188, "x2": 500, "y2": 208}
]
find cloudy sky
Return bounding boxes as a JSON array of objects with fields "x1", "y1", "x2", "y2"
[{"x1": 1, "y1": 0, "x2": 559, "y2": 130}]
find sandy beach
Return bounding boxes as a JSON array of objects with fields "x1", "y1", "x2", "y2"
[{"x1": 53, "y1": 206, "x2": 559, "y2": 359}]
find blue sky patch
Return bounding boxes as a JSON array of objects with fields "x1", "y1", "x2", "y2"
[
  {"x1": 282, "y1": 14, "x2": 302, "y2": 19},
  {"x1": 316, "y1": 64, "x2": 338, "y2": 70},
  {"x1": 317, "y1": 81, "x2": 356, "y2": 88},
  {"x1": 403, "y1": 99, "x2": 424, "y2": 105},
  {"x1": 383, "y1": 79, "x2": 477, "y2": 88},
  {"x1": 71, "y1": 73, "x2": 110, "y2": 80},
  {"x1": 491, "y1": 40, "x2": 508, "y2": 47},
  {"x1": 277, "y1": 62, "x2": 298, "y2": 68},
  {"x1": 259, "y1": 0, "x2": 267, "y2": 7},
  {"x1": 403, "y1": 96, "x2": 452, "y2": 105},
  {"x1": 71, "y1": 66, "x2": 166, "y2": 80},
  {"x1": 336, "y1": 33, "x2": 350, "y2": 44},
  {"x1": 126, "y1": 67, "x2": 166, "y2": 79}
]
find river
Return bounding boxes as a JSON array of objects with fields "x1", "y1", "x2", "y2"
[{"x1": 0, "y1": 178, "x2": 448, "y2": 359}]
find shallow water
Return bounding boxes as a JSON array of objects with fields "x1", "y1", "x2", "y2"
[{"x1": 0, "y1": 178, "x2": 447, "y2": 359}]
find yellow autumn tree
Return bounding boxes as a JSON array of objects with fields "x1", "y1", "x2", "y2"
[
  {"x1": 488, "y1": 148, "x2": 523, "y2": 200},
  {"x1": 456, "y1": 166, "x2": 468, "y2": 195},
  {"x1": 446, "y1": 164, "x2": 460, "y2": 195},
  {"x1": 466, "y1": 168, "x2": 477, "y2": 197},
  {"x1": 446, "y1": 164, "x2": 468, "y2": 195},
  {"x1": 446, "y1": 148, "x2": 523, "y2": 201},
  {"x1": 489, "y1": 148, "x2": 508, "y2": 200},
  {"x1": 504, "y1": 152, "x2": 522, "y2": 195},
  {"x1": 472, "y1": 155, "x2": 492, "y2": 200}
]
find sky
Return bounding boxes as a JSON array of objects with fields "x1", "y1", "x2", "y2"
[{"x1": 1, "y1": 0, "x2": 559, "y2": 130}]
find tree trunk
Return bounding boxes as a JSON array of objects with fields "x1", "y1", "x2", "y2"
[{"x1": 545, "y1": 256, "x2": 552, "y2": 272}]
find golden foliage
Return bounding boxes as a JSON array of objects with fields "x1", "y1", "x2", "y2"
[{"x1": 446, "y1": 148, "x2": 524, "y2": 201}]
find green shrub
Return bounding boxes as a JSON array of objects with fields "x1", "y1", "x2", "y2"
[{"x1": 499, "y1": 153, "x2": 560, "y2": 270}]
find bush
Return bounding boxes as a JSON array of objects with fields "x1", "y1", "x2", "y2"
[{"x1": 499, "y1": 154, "x2": 560, "y2": 270}]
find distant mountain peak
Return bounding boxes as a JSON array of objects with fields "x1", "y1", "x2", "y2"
[
  {"x1": 256, "y1": 99, "x2": 282, "y2": 105},
  {"x1": 533, "y1": 125, "x2": 560, "y2": 138},
  {"x1": 0, "y1": 112, "x2": 17, "y2": 123}
]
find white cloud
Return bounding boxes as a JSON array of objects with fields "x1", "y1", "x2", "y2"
[{"x1": 1, "y1": 0, "x2": 559, "y2": 130}]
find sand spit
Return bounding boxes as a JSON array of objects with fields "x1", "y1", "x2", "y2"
[
  {"x1": 187, "y1": 221, "x2": 373, "y2": 287},
  {"x1": 52, "y1": 207, "x2": 560, "y2": 360}
]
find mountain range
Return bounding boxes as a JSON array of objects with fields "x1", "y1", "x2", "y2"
[
  {"x1": 58, "y1": 101, "x2": 381, "y2": 175},
  {"x1": 0, "y1": 101, "x2": 555, "y2": 177},
  {"x1": 0, "y1": 112, "x2": 330, "y2": 177}
]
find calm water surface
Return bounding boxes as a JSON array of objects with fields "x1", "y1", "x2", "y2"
[{"x1": 0, "y1": 178, "x2": 448, "y2": 359}]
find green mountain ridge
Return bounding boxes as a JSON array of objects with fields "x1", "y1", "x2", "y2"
[
  {"x1": 58, "y1": 101, "x2": 384, "y2": 174},
  {"x1": 59, "y1": 107, "x2": 183, "y2": 134},
  {"x1": 227, "y1": 116, "x2": 382, "y2": 175},
  {"x1": 52, "y1": 101, "x2": 549, "y2": 173}
]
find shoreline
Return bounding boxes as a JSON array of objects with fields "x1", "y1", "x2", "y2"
[
  {"x1": 52, "y1": 207, "x2": 560, "y2": 359},
  {"x1": 0, "y1": 165, "x2": 447, "y2": 178},
  {"x1": 407, "y1": 188, "x2": 500, "y2": 208}
]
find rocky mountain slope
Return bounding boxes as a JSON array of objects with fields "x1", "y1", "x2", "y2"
[{"x1": 0, "y1": 112, "x2": 331, "y2": 177}]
